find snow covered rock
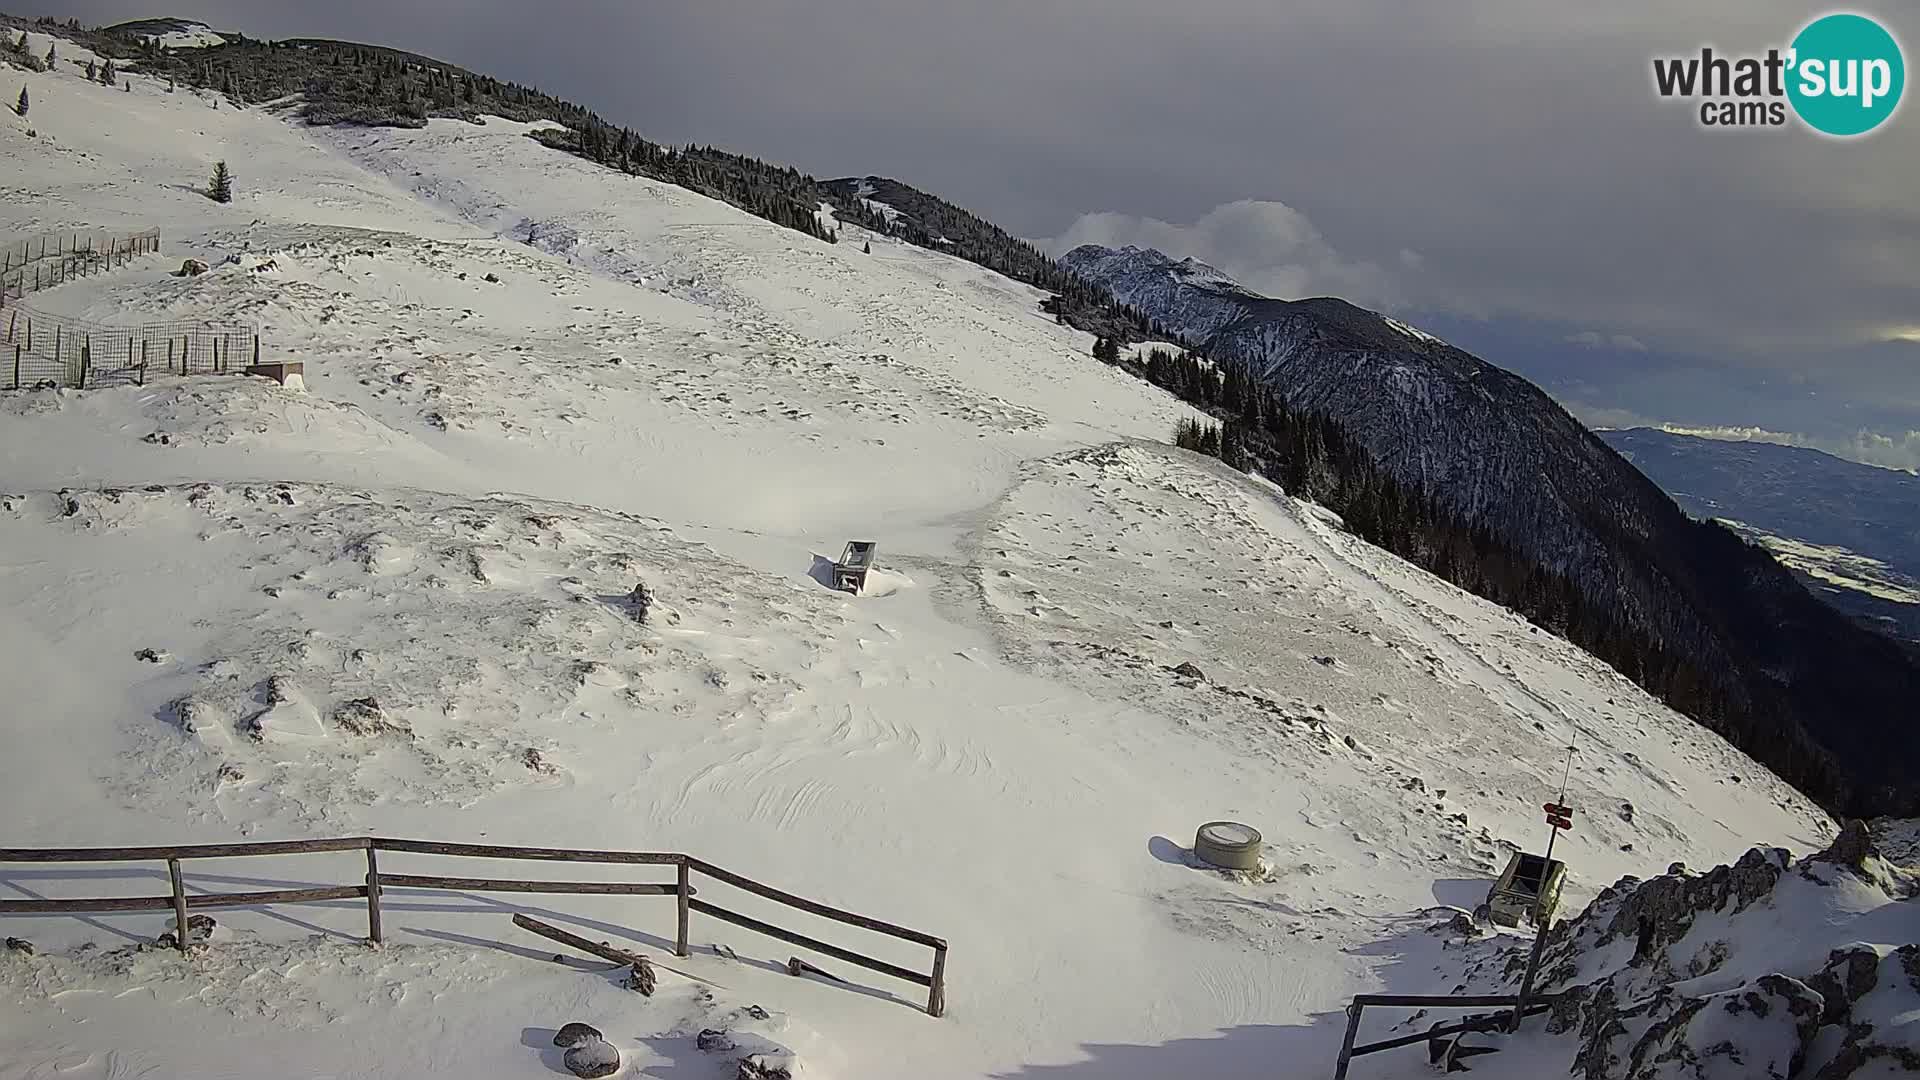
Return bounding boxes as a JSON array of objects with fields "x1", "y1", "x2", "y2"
[
  {"x1": 1462, "y1": 825, "x2": 1920, "y2": 1079},
  {"x1": 562, "y1": 1037, "x2": 619, "y2": 1078},
  {"x1": 738, "y1": 1055, "x2": 796, "y2": 1079},
  {"x1": 552, "y1": 1022, "x2": 603, "y2": 1048},
  {"x1": 1624, "y1": 974, "x2": 1823, "y2": 1079}
]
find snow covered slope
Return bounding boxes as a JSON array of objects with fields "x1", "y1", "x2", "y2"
[{"x1": 0, "y1": 41, "x2": 1848, "y2": 1080}]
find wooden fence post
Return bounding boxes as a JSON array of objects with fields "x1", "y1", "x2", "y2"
[
  {"x1": 167, "y1": 858, "x2": 190, "y2": 955},
  {"x1": 12, "y1": 344, "x2": 18, "y2": 390},
  {"x1": 928, "y1": 944, "x2": 948, "y2": 1017},
  {"x1": 676, "y1": 859, "x2": 691, "y2": 957},
  {"x1": 80, "y1": 337, "x2": 90, "y2": 388},
  {"x1": 253, "y1": 335, "x2": 260, "y2": 365},
  {"x1": 139, "y1": 339, "x2": 147, "y2": 385},
  {"x1": 167, "y1": 338, "x2": 175, "y2": 374},
  {"x1": 365, "y1": 843, "x2": 383, "y2": 945}
]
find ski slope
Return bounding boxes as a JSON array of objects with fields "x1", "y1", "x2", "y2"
[{"x1": 0, "y1": 38, "x2": 1839, "y2": 1080}]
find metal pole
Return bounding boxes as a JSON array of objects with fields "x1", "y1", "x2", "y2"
[
  {"x1": 1510, "y1": 745, "x2": 1576, "y2": 1032},
  {"x1": 1332, "y1": 1000, "x2": 1364, "y2": 1080}
]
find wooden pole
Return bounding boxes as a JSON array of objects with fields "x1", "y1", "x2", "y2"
[
  {"x1": 80, "y1": 336, "x2": 89, "y2": 388},
  {"x1": 676, "y1": 859, "x2": 690, "y2": 957},
  {"x1": 167, "y1": 858, "x2": 190, "y2": 954},
  {"x1": 365, "y1": 845, "x2": 383, "y2": 945},
  {"x1": 253, "y1": 334, "x2": 260, "y2": 365},
  {"x1": 12, "y1": 344, "x2": 19, "y2": 390},
  {"x1": 139, "y1": 339, "x2": 147, "y2": 385},
  {"x1": 167, "y1": 338, "x2": 174, "y2": 374},
  {"x1": 928, "y1": 944, "x2": 948, "y2": 1018},
  {"x1": 512, "y1": 913, "x2": 647, "y2": 967},
  {"x1": 1332, "y1": 1001, "x2": 1363, "y2": 1080}
]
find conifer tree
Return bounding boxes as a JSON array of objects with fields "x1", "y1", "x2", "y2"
[
  {"x1": 85, "y1": 59, "x2": 96, "y2": 81},
  {"x1": 208, "y1": 161, "x2": 233, "y2": 203},
  {"x1": 45, "y1": 41, "x2": 55, "y2": 67},
  {"x1": 15, "y1": 85, "x2": 26, "y2": 118},
  {"x1": 100, "y1": 58, "x2": 116, "y2": 85}
]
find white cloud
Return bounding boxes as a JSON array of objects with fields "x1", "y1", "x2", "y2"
[
  {"x1": 1576, "y1": 406, "x2": 1920, "y2": 473},
  {"x1": 1565, "y1": 331, "x2": 1648, "y2": 351},
  {"x1": 1039, "y1": 198, "x2": 1403, "y2": 311}
]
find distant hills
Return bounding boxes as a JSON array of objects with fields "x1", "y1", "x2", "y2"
[{"x1": 1603, "y1": 428, "x2": 1920, "y2": 641}]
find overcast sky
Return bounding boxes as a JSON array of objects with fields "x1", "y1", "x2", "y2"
[{"x1": 27, "y1": 0, "x2": 1920, "y2": 467}]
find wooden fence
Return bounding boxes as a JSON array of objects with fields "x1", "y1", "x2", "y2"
[
  {"x1": 0, "y1": 228, "x2": 162, "y2": 306},
  {"x1": 4, "y1": 305, "x2": 261, "y2": 390},
  {"x1": 0, "y1": 836, "x2": 949, "y2": 1017}
]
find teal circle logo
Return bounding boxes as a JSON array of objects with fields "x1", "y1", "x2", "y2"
[{"x1": 1787, "y1": 13, "x2": 1904, "y2": 136}]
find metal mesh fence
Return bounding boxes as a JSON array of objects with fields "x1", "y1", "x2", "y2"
[
  {"x1": 0, "y1": 229, "x2": 163, "y2": 305},
  {"x1": 3, "y1": 306, "x2": 262, "y2": 390}
]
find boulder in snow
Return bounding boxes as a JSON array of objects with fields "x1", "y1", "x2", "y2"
[
  {"x1": 552, "y1": 1022, "x2": 603, "y2": 1049},
  {"x1": 562, "y1": 1038, "x2": 620, "y2": 1078}
]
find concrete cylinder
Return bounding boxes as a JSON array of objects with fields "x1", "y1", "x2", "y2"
[{"x1": 1194, "y1": 821, "x2": 1262, "y2": 870}]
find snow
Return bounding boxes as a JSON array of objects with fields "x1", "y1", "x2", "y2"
[
  {"x1": 1383, "y1": 316, "x2": 1443, "y2": 346},
  {"x1": 851, "y1": 181, "x2": 904, "y2": 225},
  {"x1": 0, "y1": 40, "x2": 1844, "y2": 1080},
  {"x1": 147, "y1": 24, "x2": 227, "y2": 50}
]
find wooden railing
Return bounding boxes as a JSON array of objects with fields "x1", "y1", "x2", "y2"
[
  {"x1": 1331, "y1": 993, "x2": 1555, "y2": 1077},
  {"x1": 0, "y1": 837, "x2": 948, "y2": 1017}
]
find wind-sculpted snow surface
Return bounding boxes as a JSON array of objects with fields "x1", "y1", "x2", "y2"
[{"x1": 0, "y1": 483, "x2": 837, "y2": 827}]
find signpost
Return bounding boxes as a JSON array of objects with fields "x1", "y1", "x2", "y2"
[{"x1": 1510, "y1": 745, "x2": 1576, "y2": 1032}]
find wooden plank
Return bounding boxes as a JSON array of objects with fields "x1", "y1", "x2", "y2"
[
  {"x1": 1351, "y1": 994, "x2": 1533, "y2": 1008},
  {"x1": 378, "y1": 873, "x2": 686, "y2": 896},
  {"x1": 0, "y1": 884, "x2": 366, "y2": 913},
  {"x1": 187, "y1": 886, "x2": 367, "y2": 909},
  {"x1": 684, "y1": 858, "x2": 944, "y2": 949},
  {"x1": 372, "y1": 838, "x2": 681, "y2": 865},
  {"x1": 687, "y1": 898, "x2": 931, "y2": 988},
  {"x1": 0, "y1": 895, "x2": 175, "y2": 914},
  {"x1": 0, "y1": 837, "x2": 372, "y2": 862},
  {"x1": 511, "y1": 913, "x2": 646, "y2": 967}
]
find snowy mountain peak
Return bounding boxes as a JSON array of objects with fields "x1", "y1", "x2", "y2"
[{"x1": 1065, "y1": 242, "x2": 1252, "y2": 297}]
